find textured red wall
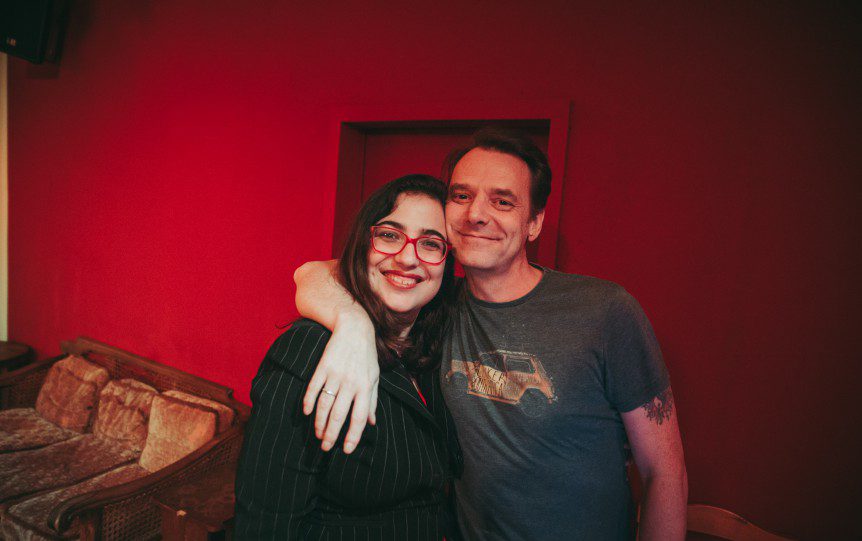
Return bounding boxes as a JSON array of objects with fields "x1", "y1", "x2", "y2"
[{"x1": 8, "y1": 2, "x2": 860, "y2": 539}]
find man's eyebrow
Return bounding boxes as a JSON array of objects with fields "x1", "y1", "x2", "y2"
[
  {"x1": 448, "y1": 183, "x2": 472, "y2": 192},
  {"x1": 449, "y1": 183, "x2": 519, "y2": 201},
  {"x1": 492, "y1": 188, "x2": 518, "y2": 201},
  {"x1": 375, "y1": 220, "x2": 446, "y2": 239}
]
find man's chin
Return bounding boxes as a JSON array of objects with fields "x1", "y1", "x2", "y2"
[{"x1": 455, "y1": 254, "x2": 499, "y2": 273}]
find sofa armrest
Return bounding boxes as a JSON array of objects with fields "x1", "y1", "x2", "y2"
[
  {"x1": 0, "y1": 355, "x2": 64, "y2": 409},
  {"x1": 47, "y1": 425, "x2": 245, "y2": 536}
]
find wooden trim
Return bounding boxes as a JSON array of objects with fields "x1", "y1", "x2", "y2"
[
  {"x1": 0, "y1": 53, "x2": 8, "y2": 341},
  {"x1": 0, "y1": 355, "x2": 61, "y2": 388},
  {"x1": 324, "y1": 99, "x2": 572, "y2": 267},
  {"x1": 687, "y1": 503, "x2": 795, "y2": 541}
]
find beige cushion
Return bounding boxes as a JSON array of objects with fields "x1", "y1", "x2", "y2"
[
  {"x1": 93, "y1": 379, "x2": 158, "y2": 451},
  {"x1": 35, "y1": 355, "x2": 110, "y2": 432},
  {"x1": 163, "y1": 390, "x2": 235, "y2": 433},
  {"x1": 139, "y1": 395, "x2": 217, "y2": 472}
]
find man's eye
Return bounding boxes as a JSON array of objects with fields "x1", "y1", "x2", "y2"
[
  {"x1": 494, "y1": 199, "x2": 514, "y2": 208},
  {"x1": 450, "y1": 193, "x2": 470, "y2": 202}
]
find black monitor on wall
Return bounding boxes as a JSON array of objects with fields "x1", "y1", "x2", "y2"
[{"x1": 0, "y1": 0, "x2": 68, "y2": 64}]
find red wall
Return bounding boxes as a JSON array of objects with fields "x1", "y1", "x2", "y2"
[{"x1": 8, "y1": 2, "x2": 860, "y2": 539}]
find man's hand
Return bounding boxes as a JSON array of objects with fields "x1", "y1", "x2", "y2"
[
  {"x1": 295, "y1": 260, "x2": 380, "y2": 454},
  {"x1": 302, "y1": 312, "x2": 378, "y2": 453}
]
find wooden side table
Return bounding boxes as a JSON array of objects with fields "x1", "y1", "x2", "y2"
[
  {"x1": 0, "y1": 341, "x2": 33, "y2": 373},
  {"x1": 153, "y1": 462, "x2": 236, "y2": 541}
]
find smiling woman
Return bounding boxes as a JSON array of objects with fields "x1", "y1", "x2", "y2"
[
  {"x1": 365, "y1": 197, "x2": 450, "y2": 324},
  {"x1": 234, "y1": 174, "x2": 461, "y2": 540}
]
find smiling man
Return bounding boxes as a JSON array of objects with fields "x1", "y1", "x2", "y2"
[{"x1": 294, "y1": 128, "x2": 687, "y2": 540}]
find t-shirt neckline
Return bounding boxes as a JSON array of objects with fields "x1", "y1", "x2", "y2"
[{"x1": 467, "y1": 264, "x2": 549, "y2": 309}]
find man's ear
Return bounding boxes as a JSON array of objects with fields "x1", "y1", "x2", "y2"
[{"x1": 527, "y1": 210, "x2": 545, "y2": 242}]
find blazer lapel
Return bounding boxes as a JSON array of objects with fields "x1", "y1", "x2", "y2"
[
  {"x1": 379, "y1": 364, "x2": 438, "y2": 428},
  {"x1": 419, "y1": 367, "x2": 463, "y2": 477}
]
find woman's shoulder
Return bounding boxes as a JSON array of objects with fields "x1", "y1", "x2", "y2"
[{"x1": 264, "y1": 318, "x2": 332, "y2": 381}]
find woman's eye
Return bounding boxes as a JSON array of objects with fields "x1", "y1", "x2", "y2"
[
  {"x1": 375, "y1": 230, "x2": 401, "y2": 242},
  {"x1": 419, "y1": 239, "x2": 444, "y2": 252}
]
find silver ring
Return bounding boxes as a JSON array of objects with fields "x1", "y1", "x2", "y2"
[{"x1": 322, "y1": 388, "x2": 337, "y2": 397}]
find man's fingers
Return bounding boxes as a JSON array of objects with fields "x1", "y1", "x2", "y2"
[
  {"x1": 321, "y1": 392, "x2": 353, "y2": 451},
  {"x1": 314, "y1": 386, "x2": 338, "y2": 439},
  {"x1": 368, "y1": 385, "x2": 378, "y2": 426},
  {"x1": 343, "y1": 393, "x2": 370, "y2": 454},
  {"x1": 304, "y1": 371, "x2": 327, "y2": 416}
]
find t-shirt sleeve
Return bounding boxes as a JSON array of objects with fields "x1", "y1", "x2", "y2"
[{"x1": 601, "y1": 288, "x2": 670, "y2": 413}]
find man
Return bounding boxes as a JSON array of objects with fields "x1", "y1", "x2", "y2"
[{"x1": 294, "y1": 128, "x2": 687, "y2": 540}]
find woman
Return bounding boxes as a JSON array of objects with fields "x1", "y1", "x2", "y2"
[{"x1": 235, "y1": 174, "x2": 461, "y2": 540}]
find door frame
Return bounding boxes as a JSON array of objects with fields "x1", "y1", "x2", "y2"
[{"x1": 321, "y1": 99, "x2": 571, "y2": 268}]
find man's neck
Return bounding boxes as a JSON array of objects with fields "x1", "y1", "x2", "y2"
[{"x1": 464, "y1": 257, "x2": 543, "y2": 303}]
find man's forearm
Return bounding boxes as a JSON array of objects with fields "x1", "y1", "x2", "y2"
[
  {"x1": 294, "y1": 259, "x2": 371, "y2": 331},
  {"x1": 637, "y1": 470, "x2": 688, "y2": 541}
]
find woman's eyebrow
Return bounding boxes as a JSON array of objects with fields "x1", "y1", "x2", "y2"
[
  {"x1": 375, "y1": 220, "x2": 404, "y2": 229},
  {"x1": 375, "y1": 220, "x2": 445, "y2": 239}
]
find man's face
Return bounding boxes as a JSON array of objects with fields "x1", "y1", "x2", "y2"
[{"x1": 445, "y1": 148, "x2": 544, "y2": 275}]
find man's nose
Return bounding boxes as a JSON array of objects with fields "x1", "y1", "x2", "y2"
[{"x1": 466, "y1": 197, "x2": 489, "y2": 224}]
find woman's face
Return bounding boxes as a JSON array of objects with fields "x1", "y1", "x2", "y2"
[{"x1": 367, "y1": 193, "x2": 448, "y2": 324}]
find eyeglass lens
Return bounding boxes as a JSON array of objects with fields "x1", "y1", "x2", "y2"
[{"x1": 372, "y1": 227, "x2": 447, "y2": 263}]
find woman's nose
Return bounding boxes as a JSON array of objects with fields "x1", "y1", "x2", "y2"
[{"x1": 393, "y1": 241, "x2": 420, "y2": 266}]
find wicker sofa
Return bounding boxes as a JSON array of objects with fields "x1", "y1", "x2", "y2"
[{"x1": 0, "y1": 337, "x2": 250, "y2": 540}]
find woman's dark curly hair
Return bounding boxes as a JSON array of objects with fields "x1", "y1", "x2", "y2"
[{"x1": 337, "y1": 174, "x2": 455, "y2": 373}]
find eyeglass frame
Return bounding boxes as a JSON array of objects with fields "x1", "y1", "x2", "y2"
[{"x1": 369, "y1": 225, "x2": 451, "y2": 265}]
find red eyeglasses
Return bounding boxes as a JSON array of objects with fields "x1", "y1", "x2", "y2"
[{"x1": 370, "y1": 226, "x2": 450, "y2": 265}]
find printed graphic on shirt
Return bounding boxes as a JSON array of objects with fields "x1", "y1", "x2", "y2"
[{"x1": 444, "y1": 350, "x2": 557, "y2": 417}]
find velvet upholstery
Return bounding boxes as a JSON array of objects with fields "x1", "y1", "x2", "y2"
[
  {"x1": 0, "y1": 435, "x2": 140, "y2": 503},
  {"x1": 92, "y1": 379, "x2": 158, "y2": 451},
  {"x1": 0, "y1": 463, "x2": 149, "y2": 540},
  {"x1": 138, "y1": 394, "x2": 217, "y2": 472},
  {"x1": 163, "y1": 389, "x2": 235, "y2": 433},
  {"x1": 35, "y1": 356, "x2": 110, "y2": 432},
  {"x1": 0, "y1": 408, "x2": 78, "y2": 453}
]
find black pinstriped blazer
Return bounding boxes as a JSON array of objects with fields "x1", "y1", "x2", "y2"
[{"x1": 235, "y1": 319, "x2": 462, "y2": 540}]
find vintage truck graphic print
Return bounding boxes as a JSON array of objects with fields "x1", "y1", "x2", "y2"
[{"x1": 445, "y1": 350, "x2": 557, "y2": 406}]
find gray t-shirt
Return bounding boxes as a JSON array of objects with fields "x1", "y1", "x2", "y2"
[{"x1": 441, "y1": 267, "x2": 669, "y2": 541}]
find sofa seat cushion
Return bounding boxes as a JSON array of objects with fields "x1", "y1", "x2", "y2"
[
  {"x1": 0, "y1": 463, "x2": 148, "y2": 541},
  {"x1": 0, "y1": 435, "x2": 140, "y2": 503},
  {"x1": 93, "y1": 379, "x2": 158, "y2": 451},
  {"x1": 139, "y1": 394, "x2": 217, "y2": 472},
  {"x1": 0, "y1": 408, "x2": 79, "y2": 453},
  {"x1": 35, "y1": 356, "x2": 110, "y2": 432},
  {"x1": 163, "y1": 390, "x2": 235, "y2": 433}
]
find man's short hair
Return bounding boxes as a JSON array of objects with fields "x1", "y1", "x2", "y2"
[{"x1": 443, "y1": 127, "x2": 552, "y2": 217}]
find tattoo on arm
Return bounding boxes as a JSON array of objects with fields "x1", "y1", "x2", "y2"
[{"x1": 642, "y1": 388, "x2": 674, "y2": 425}]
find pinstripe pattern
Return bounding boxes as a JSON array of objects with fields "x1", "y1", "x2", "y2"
[{"x1": 235, "y1": 319, "x2": 461, "y2": 540}]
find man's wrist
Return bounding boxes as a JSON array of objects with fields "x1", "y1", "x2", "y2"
[{"x1": 333, "y1": 305, "x2": 374, "y2": 333}]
